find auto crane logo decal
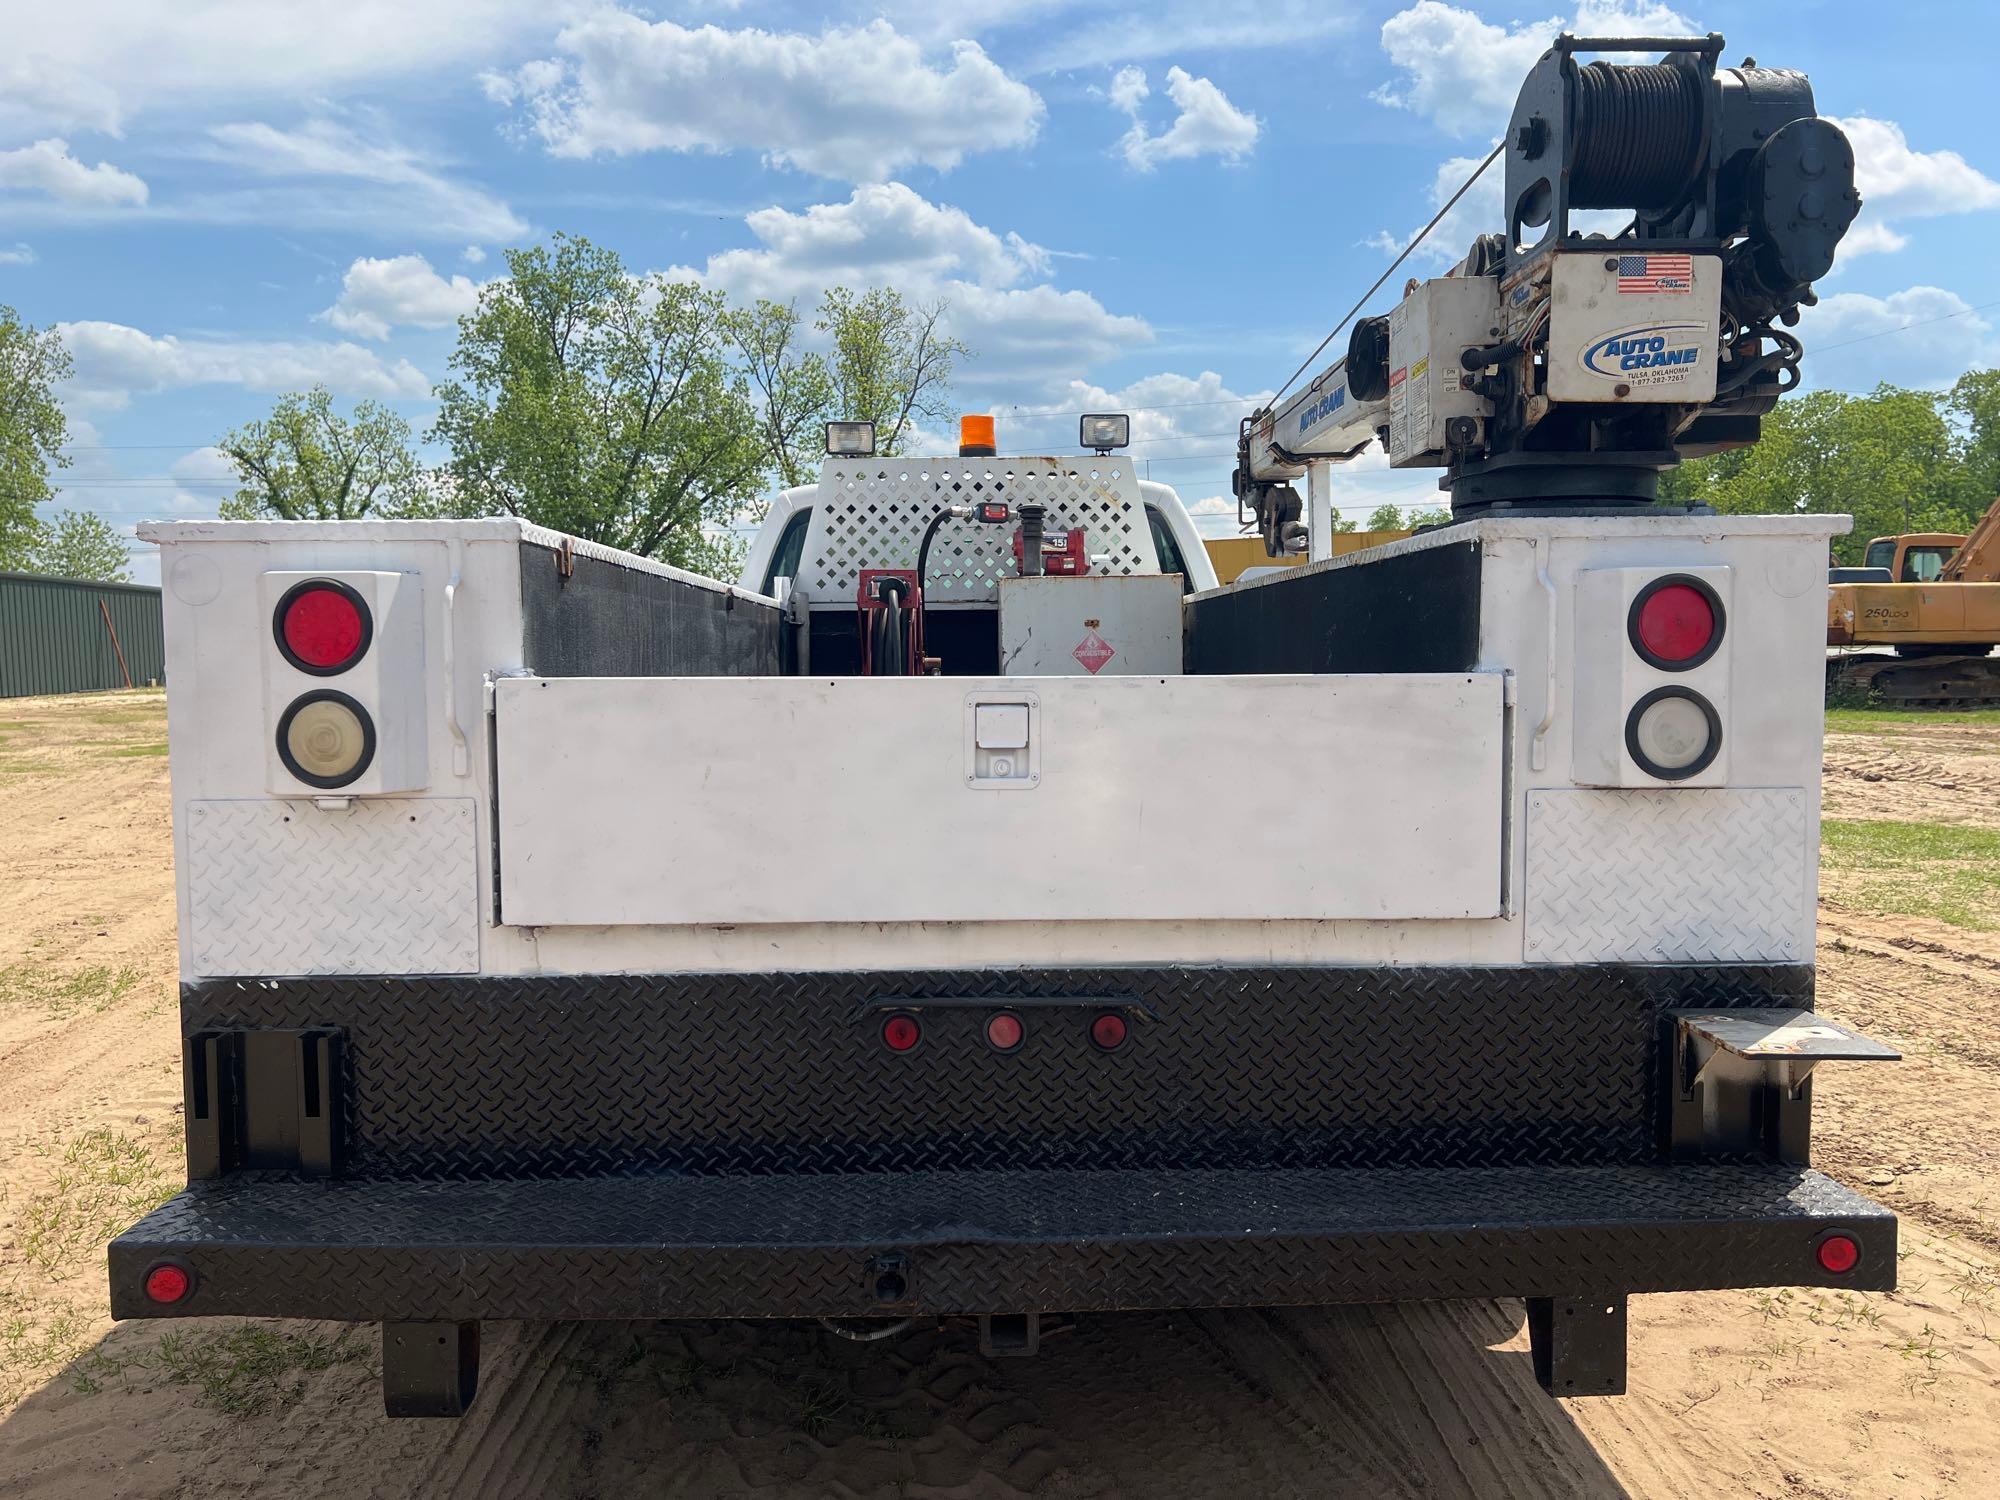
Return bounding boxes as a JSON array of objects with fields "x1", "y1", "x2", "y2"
[
  {"x1": 1581, "y1": 323, "x2": 1705, "y2": 384},
  {"x1": 1297, "y1": 385, "x2": 1346, "y2": 433}
]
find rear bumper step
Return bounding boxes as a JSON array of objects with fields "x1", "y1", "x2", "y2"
[{"x1": 110, "y1": 1164, "x2": 1893, "y2": 1322}]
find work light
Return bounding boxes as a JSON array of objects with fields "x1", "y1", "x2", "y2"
[
  {"x1": 1080, "y1": 413, "x2": 1130, "y2": 452},
  {"x1": 825, "y1": 421, "x2": 876, "y2": 456}
]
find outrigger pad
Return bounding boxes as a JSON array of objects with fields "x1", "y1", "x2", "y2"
[
  {"x1": 383, "y1": 1321, "x2": 479, "y2": 1418},
  {"x1": 1527, "y1": 1295, "x2": 1627, "y2": 1398}
]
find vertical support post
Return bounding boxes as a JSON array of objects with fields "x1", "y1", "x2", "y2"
[
  {"x1": 98, "y1": 597, "x2": 133, "y2": 689},
  {"x1": 1306, "y1": 462, "x2": 1333, "y2": 562},
  {"x1": 383, "y1": 1322, "x2": 480, "y2": 1417},
  {"x1": 1527, "y1": 1295, "x2": 1627, "y2": 1396}
]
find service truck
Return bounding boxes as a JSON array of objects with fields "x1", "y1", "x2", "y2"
[{"x1": 116, "y1": 31, "x2": 1899, "y2": 1416}]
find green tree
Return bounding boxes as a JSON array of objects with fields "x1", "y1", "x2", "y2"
[
  {"x1": 816, "y1": 286, "x2": 966, "y2": 456},
  {"x1": 19, "y1": 509, "x2": 130, "y2": 581},
  {"x1": 727, "y1": 299, "x2": 835, "y2": 489},
  {"x1": 0, "y1": 306, "x2": 73, "y2": 570},
  {"x1": 432, "y1": 234, "x2": 763, "y2": 574},
  {"x1": 1365, "y1": 503, "x2": 1404, "y2": 531},
  {"x1": 1944, "y1": 368, "x2": 2000, "y2": 508},
  {"x1": 219, "y1": 386, "x2": 427, "y2": 520},
  {"x1": 1404, "y1": 505, "x2": 1453, "y2": 529},
  {"x1": 1665, "y1": 385, "x2": 1975, "y2": 562}
]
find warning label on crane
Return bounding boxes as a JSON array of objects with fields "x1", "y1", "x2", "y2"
[{"x1": 1073, "y1": 630, "x2": 1117, "y2": 673}]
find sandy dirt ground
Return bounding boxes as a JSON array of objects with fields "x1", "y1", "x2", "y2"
[{"x1": 1, "y1": 691, "x2": 1997, "y2": 1499}]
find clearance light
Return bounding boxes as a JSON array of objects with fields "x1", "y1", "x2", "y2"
[
  {"x1": 1624, "y1": 686, "x2": 1721, "y2": 781},
  {"x1": 825, "y1": 420, "x2": 876, "y2": 457},
  {"x1": 277, "y1": 690, "x2": 377, "y2": 789},
  {"x1": 1079, "y1": 413, "x2": 1131, "y2": 453},
  {"x1": 882, "y1": 1013, "x2": 921, "y2": 1053},
  {"x1": 1629, "y1": 575, "x2": 1723, "y2": 670},
  {"x1": 1090, "y1": 1013, "x2": 1129, "y2": 1051},
  {"x1": 274, "y1": 579, "x2": 371, "y2": 675},
  {"x1": 985, "y1": 1012, "x2": 1025, "y2": 1053},
  {"x1": 1816, "y1": 1232, "x2": 1860, "y2": 1274},
  {"x1": 144, "y1": 1263, "x2": 192, "y2": 1305}
]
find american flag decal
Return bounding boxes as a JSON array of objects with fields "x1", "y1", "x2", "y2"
[{"x1": 1617, "y1": 254, "x2": 1694, "y2": 294}]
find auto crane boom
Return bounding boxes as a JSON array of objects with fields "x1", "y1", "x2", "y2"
[{"x1": 1236, "y1": 33, "x2": 1861, "y2": 556}]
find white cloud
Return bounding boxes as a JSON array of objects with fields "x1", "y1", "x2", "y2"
[
  {"x1": 675, "y1": 182, "x2": 1150, "y2": 400},
  {"x1": 499, "y1": 15, "x2": 1044, "y2": 182},
  {"x1": 1799, "y1": 286, "x2": 1999, "y2": 390},
  {"x1": 1019, "y1": 369, "x2": 1263, "y2": 450},
  {"x1": 0, "y1": 2, "x2": 556, "y2": 137},
  {"x1": 1372, "y1": 1, "x2": 1695, "y2": 136},
  {"x1": 1020, "y1": 1, "x2": 1359, "y2": 73},
  {"x1": 1108, "y1": 66, "x2": 1149, "y2": 117},
  {"x1": 323, "y1": 254, "x2": 487, "y2": 340},
  {"x1": 0, "y1": 138, "x2": 147, "y2": 206},
  {"x1": 58, "y1": 320, "x2": 431, "y2": 408},
  {"x1": 1116, "y1": 67, "x2": 1261, "y2": 172},
  {"x1": 199, "y1": 118, "x2": 527, "y2": 242},
  {"x1": 698, "y1": 183, "x2": 1050, "y2": 296},
  {"x1": 462, "y1": 244, "x2": 487, "y2": 265},
  {"x1": 0, "y1": 243, "x2": 35, "y2": 265},
  {"x1": 1826, "y1": 116, "x2": 2000, "y2": 258}
]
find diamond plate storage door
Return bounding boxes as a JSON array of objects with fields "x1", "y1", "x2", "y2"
[{"x1": 798, "y1": 458, "x2": 1159, "y2": 608}]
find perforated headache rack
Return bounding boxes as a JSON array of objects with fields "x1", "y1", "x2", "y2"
[{"x1": 797, "y1": 456, "x2": 1161, "y2": 608}]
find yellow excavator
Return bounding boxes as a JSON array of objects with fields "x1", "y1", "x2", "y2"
[{"x1": 1827, "y1": 496, "x2": 2000, "y2": 704}]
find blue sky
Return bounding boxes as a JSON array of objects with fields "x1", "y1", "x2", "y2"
[{"x1": 4, "y1": 0, "x2": 1998, "y2": 583}]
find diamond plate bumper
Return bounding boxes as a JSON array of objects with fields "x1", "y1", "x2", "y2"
[{"x1": 110, "y1": 1163, "x2": 1893, "y2": 1322}]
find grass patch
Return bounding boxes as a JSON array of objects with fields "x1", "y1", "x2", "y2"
[
  {"x1": 148, "y1": 1326, "x2": 367, "y2": 1417},
  {"x1": 16, "y1": 1128, "x2": 177, "y2": 1278},
  {"x1": 1825, "y1": 705, "x2": 2000, "y2": 733},
  {"x1": 100, "y1": 742, "x2": 168, "y2": 759},
  {"x1": 1822, "y1": 818, "x2": 2000, "y2": 930},
  {"x1": 0, "y1": 962, "x2": 142, "y2": 1020}
]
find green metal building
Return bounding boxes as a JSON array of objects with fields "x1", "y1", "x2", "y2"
[{"x1": 0, "y1": 572, "x2": 166, "y2": 698}]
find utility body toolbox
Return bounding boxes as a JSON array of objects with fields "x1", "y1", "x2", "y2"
[{"x1": 120, "y1": 496, "x2": 1896, "y2": 1416}]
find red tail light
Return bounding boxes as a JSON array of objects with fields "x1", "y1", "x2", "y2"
[
  {"x1": 1629, "y1": 576, "x2": 1723, "y2": 670},
  {"x1": 1089, "y1": 1013, "x2": 1128, "y2": 1051},
  {"x1": 144, "y1": 1263, "x2": 192, "y2": 1304},
  {"x1": 985, "y1": 1012, "x2": 1025, "y2": 1052},
  {"x1": 881, "y1": 1014, "x2": 921, "y2": 1053},
  {"x1": 1816, "y1": 1232, "x2": 1860, "y2": 1274},
  {"x1": 275, "y1": 579, "x2": 372, "y2": 674}
]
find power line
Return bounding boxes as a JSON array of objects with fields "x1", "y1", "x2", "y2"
[{"x1": 1812, "y1": 296, "x2": 2000, "y2": 353}]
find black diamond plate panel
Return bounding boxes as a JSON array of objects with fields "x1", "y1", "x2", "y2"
[
  {"x1": 179, "y1": 965, "x2": 1812, "y2": 1181},
  {"x1": 109, "y1": 1164, "x2": 1893, "y2": 1322}
]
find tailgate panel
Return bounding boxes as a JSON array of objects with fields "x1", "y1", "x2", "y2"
[{"x1": 494, "y1": 673, "x2": 1505, "y2": 927}]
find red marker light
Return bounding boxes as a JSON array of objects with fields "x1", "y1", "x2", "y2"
[
  {"x1": 985, "y1": 1012, "x2": 1025, "y2": 1052},
  {"x1": 1816, "y1": 1233, "x2": 1860, "y2": 1275},
  {"x1": 1629, "y1": 577, "x2": 1722, "y2": 669},
  {"x1": 275, "y1": 580, "x2": 371, "y2": 674},
  {"x1": 881, "y1": 1014, "x2": 921, "y2": 1053},
  {"x1": 145, "y1": 1263, "x2": 191, "y2": 1304},
  {"x1": 1090, "y1": 1013, "x2": 1128, "y2": 1051}
]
